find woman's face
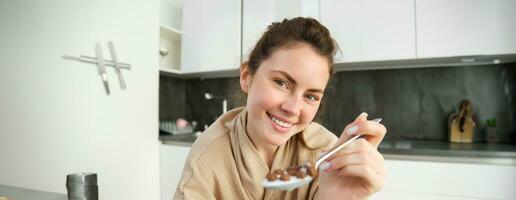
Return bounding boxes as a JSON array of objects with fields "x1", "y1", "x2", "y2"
[{"x1": 240, "y1": 43, "x2": 330, "y2": 148}]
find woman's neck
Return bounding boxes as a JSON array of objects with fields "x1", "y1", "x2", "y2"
[{"x1": 245, "y1": 125, "x2": 278, "y2": 167}]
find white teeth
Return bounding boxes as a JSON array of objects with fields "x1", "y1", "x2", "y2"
[{"x1": 270, "y1": 115, "x2": 292, "y2": 128}]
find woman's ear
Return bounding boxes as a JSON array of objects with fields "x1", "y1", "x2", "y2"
[{"x1": 239, "y1": 62, "x2": 251, "y2": 94}]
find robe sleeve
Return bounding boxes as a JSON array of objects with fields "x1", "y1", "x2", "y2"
[
  {"x1": 173, "y1": 159, "x2": 217, "y2": 200},
  {"x1": 310, "y1": 186, "x2": 320, "y2": 200}
]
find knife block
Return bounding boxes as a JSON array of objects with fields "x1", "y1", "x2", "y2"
[{"x1": 449, "y1": 100, "x2": 475, "y2": 143}]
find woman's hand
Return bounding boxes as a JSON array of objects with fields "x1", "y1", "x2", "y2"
[{"x1": 318, "y1": 112, "x2": 387, "y2": 200}]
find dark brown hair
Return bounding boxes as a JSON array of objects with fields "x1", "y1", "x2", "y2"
[{"x1": 245, "y1": 17, "x2": 338, "y2": 76}]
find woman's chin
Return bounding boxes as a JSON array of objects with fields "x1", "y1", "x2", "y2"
[{"x1": 265, "y1": 136, "x2": 290, "y2": 147}]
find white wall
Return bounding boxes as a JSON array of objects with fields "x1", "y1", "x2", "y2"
[{"x1": 0, "y1": 0, "x2": 160, "y2": 199}]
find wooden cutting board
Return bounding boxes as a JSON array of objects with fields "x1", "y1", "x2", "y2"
[{"x1": 449, "y1": 100, "x2": 475, "y2": 143}]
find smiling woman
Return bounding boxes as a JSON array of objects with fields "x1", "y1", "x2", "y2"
[
  {"x1": 173, "y1": 17, "x2": 387, "y2": 200},
  {"x1": 241, "y1": 42, "x2": 330, "y2": 151}
]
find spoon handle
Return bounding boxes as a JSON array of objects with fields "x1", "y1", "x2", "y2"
[{"x1": 315, "y1": 118, "x2": 382, "y2": 169}]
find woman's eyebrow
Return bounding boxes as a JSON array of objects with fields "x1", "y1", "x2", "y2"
[
  {"x1": 271, "y1": 70, "x2": 324, "y2": 94},
  {"x1": 307, "y1": 88, "x2": 324, "y2": 94},
  {"x1": 272, "y1": 70, "x2": 297, "y2": 86}
]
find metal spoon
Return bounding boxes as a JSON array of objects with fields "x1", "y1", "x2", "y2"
[{"x1": 262, "y1": 118, "x2": 382, "y2": 191}]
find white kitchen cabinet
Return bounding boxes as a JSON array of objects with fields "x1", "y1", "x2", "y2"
[
  {"x1": 416, "y1": 0, "x2": 516, "y2": 58},
  {"x1": 160, "y1": 144, "x2": 190, "y2": 200},
  {"x1": 320, "y1": 0, "x2": 416, "y2": 63},
  {"x1": 370, "y1": 159, "x2": 516, "y2": 200},
  {"x1": 160, "y1": 0, "x2": 182, "y2": 30},
  {"x1": 181, "y1": 0, "x2": 241, "y2": 73},
  {"x1": 0, "y1": 0, "x2": 160, "y2": 199},
  {"x1": 242, "y1": 0, "x2": 275, "y2": 59},
  {"x1": 371, "y1": 190, "x2": 477, "y2": 200},
  {"x1": 242, "y1": 0, "x2": 319, "y2": 59}
]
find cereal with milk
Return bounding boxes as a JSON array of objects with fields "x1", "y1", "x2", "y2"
[{"x1": 265, "y1": 160, "x2": 318, "y2": 182}]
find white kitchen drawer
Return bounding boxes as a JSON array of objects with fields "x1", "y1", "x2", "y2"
[{"x1": 382, "y1": 159, "x2": 516, "y2": 199}]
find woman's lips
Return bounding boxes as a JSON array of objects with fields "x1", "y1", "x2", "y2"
[{"x1": 267, "y1": 112, "x2": 292, "y2": 133}]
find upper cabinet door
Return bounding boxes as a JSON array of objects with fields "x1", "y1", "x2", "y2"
[
  {"x1": 242, "y1": 0, "x2": 276, "y2": 59},
  {"x1": 181, "y1": 0, "x2": 241, "y2": 73},
  {"x1": 416, "y1": 0, "x2": 516, "y2": 58},
  {"x1": 321, "y1": 0, "x2": 416, "y2": 63},
  {"x1": 242, "y1": 0, "x2": 319, "y2": 59}
]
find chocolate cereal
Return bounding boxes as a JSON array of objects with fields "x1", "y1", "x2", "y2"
[
  {"x1": 280, "y1": 172, "x2": 290, "y2": 181},
  {"x1": 266, "y1": 161, "x2": 316, "y2": 182},
  {"x1": 286, "y1": 167, "x2": 298, "y2": 176},
  {"x1": 295, "y1": 170, "x2": 306, "y2": 178},
  {"x1": 266, "y1": 172, "x2": 277, "y2": 181}
]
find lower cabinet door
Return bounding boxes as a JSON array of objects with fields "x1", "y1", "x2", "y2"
[{"x1": 160, "y1": 144, "x2": 191, "y2": 200}]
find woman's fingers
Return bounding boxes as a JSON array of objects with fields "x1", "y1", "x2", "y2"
[
  {"x1": 338, "y1": 112, "x2": 368, "y2": 143},
  {"x1": 356, "y1": 120, "x2": 387, "y2": 148},
  {"x1": 320, "y1": 139, "x2": 386, "y2": 193},
  {"x1": 336, "y1": 164, "x2": 385, "y2": 193},
  {"x1": 318, "y1": 113, "x2": 387, "y2": 197},
  {"x1": 323, "y1": 139, "x2": 384, "y2": 173},
  {"x1": 338, "y1": 114, "x2": 387, "y2": 148}
]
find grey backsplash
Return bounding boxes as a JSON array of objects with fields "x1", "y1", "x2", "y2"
[
  {"x1": 159, "y1": 75, "x2": 187, "y2": 121},
  {"x1": 160, "y1": 63, "x2": 516, "y2": 143}
]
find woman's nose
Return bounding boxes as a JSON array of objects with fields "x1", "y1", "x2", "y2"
[{"x1": 281, "y1": 95, "x2": 301, "y2": 116}]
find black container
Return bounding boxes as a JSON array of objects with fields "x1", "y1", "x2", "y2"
[{"x1": 66, "y1": 173, "x2": 98, "y2": 200}]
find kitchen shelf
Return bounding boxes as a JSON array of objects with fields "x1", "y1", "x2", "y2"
[
  {"x1": 159, "y1": 25, "x2": 182, "y2": 74},
  {"x1": 160, "y1": 25, "x2": 182, "y2": 41},
  {"x1": 159, "y1": 67, "x2": 181, "y2": 74},
  {"x1": 159, "y1": 67, "x2": 182, "y2": 78}
]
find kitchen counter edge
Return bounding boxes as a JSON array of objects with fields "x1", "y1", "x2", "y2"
[{"x1": 159, "y1": 136, "x2": 516, "y2": 165}]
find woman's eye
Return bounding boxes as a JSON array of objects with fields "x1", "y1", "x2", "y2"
[
  {"x1": 306, "y1": 94, "x2": 319, "y2": 102},
  {"x1": 274, "y1": 79, "x2": 288, "y2": 88}
]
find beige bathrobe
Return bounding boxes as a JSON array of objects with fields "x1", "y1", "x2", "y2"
[{"x1": 173, "y1": 107, "x2": 338, "y2": 200}]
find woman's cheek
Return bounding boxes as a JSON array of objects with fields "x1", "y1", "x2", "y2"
[
  {"x1": 249, "y1": 86, "x2": 273, "y2": 106},
  {"x1": 302, "y1": 105, "x2": 319, "y2": 123},
  {"x1": 258, "y1": 90, "x2": 284, "y2": 108}
]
